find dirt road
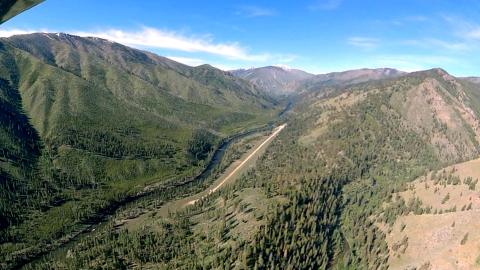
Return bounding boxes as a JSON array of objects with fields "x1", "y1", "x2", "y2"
[{"x1": 186, "y1": 123, "x2": 286, "y2": 205}]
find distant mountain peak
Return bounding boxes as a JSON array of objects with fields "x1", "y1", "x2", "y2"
[
  {"x1": 230, "y1": 66, "x2": 314, "y2": 95},
  {"x1": 298, "y1": 67, "x2": 406, "y2": 93}
]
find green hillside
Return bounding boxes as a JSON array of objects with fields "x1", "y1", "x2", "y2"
[
  {"x1": 6, "y1": 33, "x2": 274, "y2": 116},
  {"x1": 29, "y1": 68, "x2": 480, "y2": 269},
  {"x1": 0, "y1": 33, "x2": 278, "y2": 269},
  {"x1": 3, "y1": 1, "x2": 479, "y2": 269}
]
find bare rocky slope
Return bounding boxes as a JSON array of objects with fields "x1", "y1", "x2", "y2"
[
  {"x1": 230, "y1": 66, "x2": 314, "y2": 95},
  {"x1": 232, "y1": 66, "x2": 405, "y2": 96}
]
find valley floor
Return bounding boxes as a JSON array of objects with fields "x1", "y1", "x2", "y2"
[
  {"x1": 20, "y1": 123, "x2": 285, "y2": 269},
  {"x1": 117, "y1": 124, "x2": 286, "y2": 232}
]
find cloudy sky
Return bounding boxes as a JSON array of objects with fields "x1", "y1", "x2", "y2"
[{"x1": 2, "y1": 0, "x2": 480, "y2": 76}]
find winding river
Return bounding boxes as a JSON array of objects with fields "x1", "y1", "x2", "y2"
[{"x1": 15, "y1": 101, "x2": 292, "y2": 269}]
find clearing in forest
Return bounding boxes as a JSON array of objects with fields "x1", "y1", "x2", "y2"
[{"x1": 382, "y1": 158, "x2": 480, "y2": 270}]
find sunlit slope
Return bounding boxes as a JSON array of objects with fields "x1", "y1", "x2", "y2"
[
  {"x1": 0, "y1": 33, "x2": 278, "y2": 269},
  {"x1": 16, "y1": 65, "x2": 480, "y2": 269},
  {"x1": 6, "y1": 33, "x2": 274, "y2": 113}
]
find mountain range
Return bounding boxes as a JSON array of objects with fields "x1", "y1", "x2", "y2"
[
  {"x1": 34, "y1": 61, "x2": 480, "y2": 269},
  {"x1": 230, "y1": 66, "x2": 314, "y2": 95},
  {"x1": 3, "y1": 32, "x2": 480, "y2": 269},
  {"x1": 231, "y1": 66, "x2": 405, "y2": 95},
  {"x1": 0, "y1": 32, "x2": 279, "y2": 268}
]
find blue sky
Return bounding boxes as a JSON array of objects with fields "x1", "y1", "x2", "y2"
[{"x1": 2, "y1": 0, "x2": 480, "y2": 76}]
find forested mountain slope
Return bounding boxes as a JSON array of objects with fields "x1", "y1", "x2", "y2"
[
  {"x1": 6, "y1": 33, "x2": 274, "y2": 114},
  {"x1": 257, "y1": 67, "x2": 480, "y2": 268},
  {"x1": 4, "y1": 34, "x2": 480, "y2": 269},
  {"x1": 0, "y1": 74, "x2": 41, "y2": 231},
  {"x1": 301, "y1": 68, "x2": 480, "y2": 162},
  {"x1": 0, "y1": 33, "x2": 278, "y2": 269},
  {"x1": 34, "y1": 68, "x2": 480, "y2": 269}
]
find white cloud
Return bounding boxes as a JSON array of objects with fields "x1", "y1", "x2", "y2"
[
  {"x1": 166, "y1": 56, "x2": 206, "y2": 66},
  {"x1": 441, "y1": 15, "x2": 480, "y2": 42},
  {"x1": 72, "y1": 27, "x2": 272, "y2": 61},
  {"x1": 0, "y1": 28, "x2": 49, "y2": 37},
  {"x1": 347, "y1": 37, "x2": 379, "y2": 49},
  {"x1": 86, "y1": 27, "x2": 296, "y2": 63},
  {"x1": 465, "y1": 28, "x2": 480, "y2": 39},
  {"x1": 403, "y1": 38, "x2": 469, "y2": 52},
  {"x1": 237, "y1": 6, "x2": 276, "y2": 17},
  {"x1": 424, "y1": 39, "x2": 469, "y2": 51},
  {"x1": 0, "y1": 26, "x2": 297, "y2": 70},
  {"x1": 0, "y1": 27, "x2": 276, "y2": 62}
]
